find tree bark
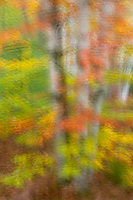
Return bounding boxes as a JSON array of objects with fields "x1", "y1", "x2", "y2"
[
  {"x1": 48, "y1": 1, "x2": 68, "y2": 182},
  {"x1": 78, "y1": 0, "x2": 90, "y2": 137},
  {"x1": 119, "y1": 57, "x2": 133, "y2": 103},
  {"x1": 73, "y1": 0, "x2": 91, "y2": 191}
]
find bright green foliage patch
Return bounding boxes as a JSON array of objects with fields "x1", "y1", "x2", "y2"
[{"x1": 0, "y1": 2, "x2": 23, "y2": 30}]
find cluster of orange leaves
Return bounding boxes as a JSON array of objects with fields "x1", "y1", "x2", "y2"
[
  {"x1": 79, "y1": 47, "x2": 106, "y2": 82},
  {"x1": 0, "y1": 29, "x2": 22, "y2": 51},
  {"x1": 60, "y1": 108, "x2": 133, "y2": 134},
  {"x1": 11, "y1": 118, "x2": 34, "y2": 135}
]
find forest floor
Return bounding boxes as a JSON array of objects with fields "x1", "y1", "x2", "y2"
[{"x1": 0, "y1": 138, "x2": 133, "y2": 200}]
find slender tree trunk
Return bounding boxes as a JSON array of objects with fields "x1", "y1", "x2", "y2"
[
  {"x1": 48, "y1": 1, "x2": 68, "y2": 182},
  {"x1": 78, "y1": 0, "x2": 90, "y2": 137},
  {"x1": 120, "y1": 57, "x2": 133, "y2": 103},
  {"x1": 62, "y1": 17, "x2": 79, "y2": 76},
  {"x1": 118, "y1": 5, "x2": 133, "y2": 103},
  {"x1": 62, "y1": 8, "x2": 79, "y2": 116},
  {"x1": 91, "y1": 85, "x2": 107, "y2": 158},
  {"x1": 73, "y1": 0, "x2": 91, "y2": 191},
  {"x1": 118, "y1": 46, "x2": 125, "y2": 101}
]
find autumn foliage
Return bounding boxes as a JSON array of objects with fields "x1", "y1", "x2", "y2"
[{"x1": 0, "y1": 0, "x2": 133, "y2": 199}]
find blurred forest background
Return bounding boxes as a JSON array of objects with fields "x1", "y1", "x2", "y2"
[{"x1": 0, "y1": 0, "x2": 133, "y2": 199}]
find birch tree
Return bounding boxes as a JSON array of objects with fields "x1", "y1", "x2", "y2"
[
  {"x1": 78, "y1": 0, "x2": 90, "y2": 137},
  {"x1": 47, "y1": 0, "x2": 69, "y2": 182},
  {"x1": 118, "y1": 7, "x2": 133, "y2": 103},
  {"x1": 72, "y1": 0, "x2": 91, "y2": 191}
]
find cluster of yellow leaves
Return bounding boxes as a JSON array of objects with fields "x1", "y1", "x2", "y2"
[
  {"x1": 26, "y1": 0, "x2": 39, "y2": 20},
  {"x1": 37, "y1": 111, "x2": 56, "y2": 144},
  {"x1": 95, "y1": 124, "x2": 133, "y2": 186},
  {"x1": 97, "y1": 124, "x2": 133, "y2": 162},
  {"x1": 0, "y1": 0, "x2": 5, "y2": 4},
  {"x1": 124, "y1": 45, "x2": 133, "y2": 57},
  {"x1": 0, "y1": 57, "x2": 48, "y2": 71},
  {"x1": 99, "y1": 124, "x2": 118, "y2": 150},
  {"x1": 104, "y1": 69, "x2": 133, "y2": 85},
  {"x1": 11, "y1": 0, "x2": 39, "y2": 18},
  {"x1": 89, "y1": 74, "x2": 97, "y2": 87},
  {"x1": 126, "y1": 169, "x2": 133, "y2": 187},
  {"x1": 113, "y1": 17, "x2": 133, "y2": 37}
]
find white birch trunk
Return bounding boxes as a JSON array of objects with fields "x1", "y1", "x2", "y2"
[
  {"x1": 48, "y1": 2, "x2": 68, "y2": 182},
  {"x1": 120, "y1": 57, "x2": 133, "y2": 103},
  {"x1": 73, "y1": 0, "x2": 91, "y2": 191},
  {"x1": 118, "y1": 7, "x2": 133, "y2": 103},
  {"x1": 118, "y1": 46, "x2": 125, "y2": 100},
  {"x1": 78, "y1": 0, "x2": 90, "y2": 138},
  {"x1": 62, "y1": 18, "x2": 79, "y2": 76}
]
